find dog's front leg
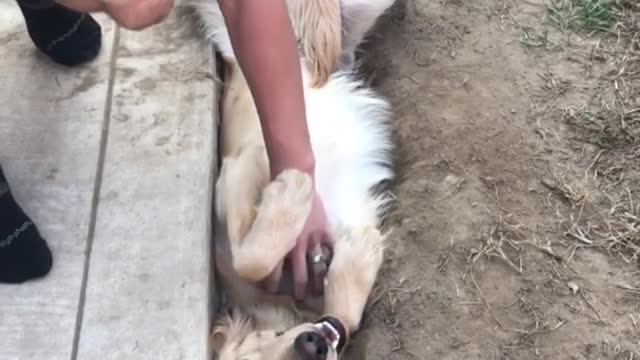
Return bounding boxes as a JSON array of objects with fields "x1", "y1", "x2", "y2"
[
  {"x1": 229, "y1": 169, "x2": 314, "y2": 283},
  {"x1": 323, "y1": 226, "x2": 386, "y2": 333}
]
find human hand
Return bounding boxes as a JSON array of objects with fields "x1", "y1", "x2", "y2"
[
  {"x1": 263, "y1": 191, "x2": 334, "y2": 300},
  {"x1": 57, "y1": 0, "x2": 174, "y2": 30}
]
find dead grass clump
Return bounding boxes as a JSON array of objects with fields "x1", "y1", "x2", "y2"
[
  {"x1": 550, "y1": 149, "x2": 640, "y2": 263},
  {"x1": 601, "y1": 187, "x2": 640, "y2": 261},
  {"x1": 520, "y1": 27, "x2": 554, "y2": 49},
  {"x1": 552, "y1": 0, "x2": 640, "y2": 149},
  {"x1": 539, "y1": 70, "x2": 575, "y2": 98},
  {"x1": 461, "y1": 215, "x2": 525, "y2": 330},
  {"x1": 464, "y1": 215, "x2": 569, "y2": 334},
  {"x1": 541, "y1": 175, "x2": 587, "y2": 206},
  {"x1": 467, "y1": 214, "x2": 527, "y2": 275},
  {"x1": 563, "y1": 182, "x2": 640, "y2": 263},
  {"x1": 564, "y1": 97, "x2": 640, "y2": 148}
]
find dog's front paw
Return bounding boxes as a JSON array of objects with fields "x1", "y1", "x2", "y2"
[
  {"x1": 232, "y1": 169, "x2": 313, "y2": 282},
  {"x1": 258, "y1": 169, "x2": 314, "y2": 235}
]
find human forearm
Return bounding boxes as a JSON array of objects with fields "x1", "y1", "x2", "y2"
[{"x1": 218, "y1": 0, "x2": 315, "y2": 179}]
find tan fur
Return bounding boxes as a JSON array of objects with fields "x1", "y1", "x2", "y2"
[{"x1": 286, "y1": 0, "x2": 342, "y2": 88}]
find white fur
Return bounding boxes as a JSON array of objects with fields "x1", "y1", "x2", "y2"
[{"x1": 303, "y1": 69, "x2": 393, "y2": 229}]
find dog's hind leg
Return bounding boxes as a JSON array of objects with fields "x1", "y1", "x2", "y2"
[{"x1": 323, "y1": 226, "x2": 386, "y2": 333}]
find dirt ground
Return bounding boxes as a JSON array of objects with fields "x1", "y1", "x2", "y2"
[{"x1": 344, "y1": 0, "x2": 640, "y2": 359}]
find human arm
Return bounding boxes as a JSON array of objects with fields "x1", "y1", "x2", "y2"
[
  {"x1": 218, "y1": 0, "x2": 334, "y2": 299},
  {"x1": 218, "y1": 0, "x2": 314, "y2": 177}
]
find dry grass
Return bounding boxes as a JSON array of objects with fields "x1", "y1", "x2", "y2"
[
  {"x1": 532, "y1": 1, "x2": 640, "y2": 263},
  {"x1": 520, "y1": 27, "x2": 554, "y2": 49},
  {"x1": 565, "y1": 98, "x2": 640, "y2": 149},
  {"x1": 463, "y1": 215, "x2": 524, "y2": 331},
  {"x1": 538, "y1": 150, "x2": 640, "y2": 263},
  {"x1": 463, "y1": 215, "x2": 570, "y2": 336},
  {"x1": 563, "y1": 180, "x2": 640, "y2": 263},
  {"x1": 467, "y1": 214, "x2": 527, "y2": 275},
  {"x1": 558, "y1": 0, "x2": 640, "y2": 148}
]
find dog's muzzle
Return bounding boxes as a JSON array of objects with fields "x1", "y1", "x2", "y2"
[{"x1": 295, "y1": 316, "x2": 347, "y2": 360}]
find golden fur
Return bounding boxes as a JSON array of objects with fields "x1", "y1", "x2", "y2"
[{"x1": 287, "y1": 0, "x2": 343, "y2": 87}]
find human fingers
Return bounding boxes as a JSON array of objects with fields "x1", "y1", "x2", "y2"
[
  {"x1": 308, "y1": 234, "x2": 328, "y2": 297},
  {"x1": 290, "y1": 239, "x2": 309, "y2": 300}
]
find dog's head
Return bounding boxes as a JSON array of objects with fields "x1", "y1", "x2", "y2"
[{"x1": 211, "y1": 306, "x2": 348, "y2": 360}]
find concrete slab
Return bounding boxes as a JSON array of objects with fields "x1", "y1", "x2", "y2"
[
  {"x1": 74, "y1": 21, "x2": 217, "y2": 360},
  {"x1": 1, "y1": 5, "x2": 217, "y2": 360},
  {"x1": 0, "y1": 4, "x2": 115, "y2": 360}
]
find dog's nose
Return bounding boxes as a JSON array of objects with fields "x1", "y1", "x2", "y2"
[{"x1": 294, "y1": 331, "x2": 329, "y2": 360}]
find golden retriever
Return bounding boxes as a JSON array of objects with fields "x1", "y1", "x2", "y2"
[{"x1": 180, "y1": 0, "x2": 396, "y2": 358}]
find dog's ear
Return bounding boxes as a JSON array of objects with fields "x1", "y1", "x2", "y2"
[
  {"x1": 210, "y1": 310, "x2": 255, "y2": 353},
  {"x1": 210, "y1": 316, "x2": 232, "y2": 353},
  {"x1": 298, "y1": 0, "x2": 342, "y2": 88}
]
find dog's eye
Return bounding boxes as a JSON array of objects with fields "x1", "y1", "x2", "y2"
[{"x1": 275, "y1": 331, "x2": 284, "y2": 337}]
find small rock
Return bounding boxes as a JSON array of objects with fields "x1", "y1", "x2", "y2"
[{"x1": 567, "y1": 281, "x2": 580, "y2": 295}]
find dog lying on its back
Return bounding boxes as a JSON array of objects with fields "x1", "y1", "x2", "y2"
[{"x1": 179, "y1": 0, "x2": 396, "y2": 358}]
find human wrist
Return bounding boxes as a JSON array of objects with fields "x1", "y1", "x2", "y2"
[
  {"x1": 268, "y1": 142, "x2": 316, "y2": 181},
  {"x1": 270, "y1": 152, "x2": 316, "y2": 180}
]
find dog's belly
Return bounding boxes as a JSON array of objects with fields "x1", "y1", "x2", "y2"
[{"x1": 303, "y1": 71, "x2": 393, "y2": 229}]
